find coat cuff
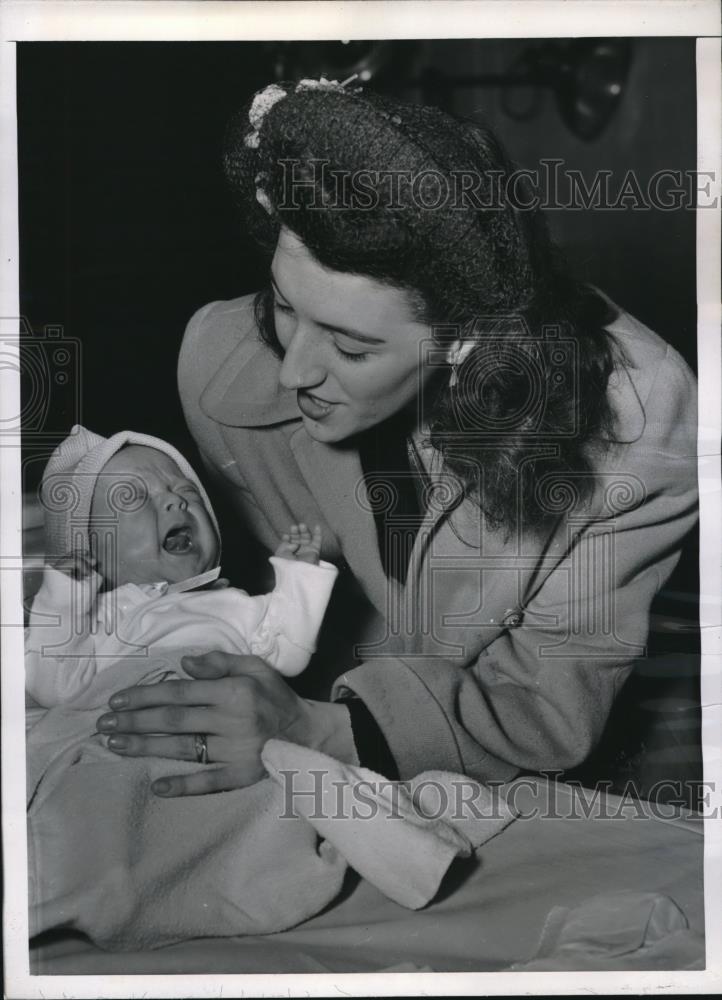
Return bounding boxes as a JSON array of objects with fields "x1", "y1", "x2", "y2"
[
  {"x1": 331, "y1": 657, "x2": 465, "y2": 780},
  {"x1": 335, "y1": 696, "x2": 399, "y2": 779}
]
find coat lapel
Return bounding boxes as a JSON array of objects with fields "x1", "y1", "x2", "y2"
[
  {"x1": 200, "y1": 329, "x2": 300, "y2": 428},
  {"x1": 288, "y1": 428, "x2": 393, "y2": 617},
  {"x1": 288, "y1": 429, "x2": 549, "y2": 656},
  {"x1": 400, "y1": 443, "x2": 557, "y2": 657}
]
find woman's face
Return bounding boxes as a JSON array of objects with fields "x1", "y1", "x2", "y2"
[{"x1": 270, "y1": 228, "x2": 435, "y2": 442}]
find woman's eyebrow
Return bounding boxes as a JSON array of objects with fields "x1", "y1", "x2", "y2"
[
  {"x1": 269, "y1": 270, "x2": 385, "y2": 345},
  {"x1": 315, "y1": 320, "x2": 385, "y2": 345}
]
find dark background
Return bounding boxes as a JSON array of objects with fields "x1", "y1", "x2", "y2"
[
  {"x1": 17, "y1": 39, "x2": 701, "y2": 799},
  {"x1": 18, "y1": 38, "x2": 697, "y2": 473}
]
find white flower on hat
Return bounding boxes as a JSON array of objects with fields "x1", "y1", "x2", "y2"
[
  {"x1": 296, "y1": 74, "x2": 360, "y2": 93},
  {"x1": 248, "y1": 83, "x2": 286, "y2": 129},
  {"x1": 254, "y1": 172, "x2": 273, "y2": 215},
  {"x1": 244, "y1": 75, "x2": 362, "y2": 150},
  {"x1": 244, "y1": 83, "x2": 287, "y2": 149}
]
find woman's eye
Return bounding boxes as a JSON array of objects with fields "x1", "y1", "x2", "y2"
[
  {"x1": 333, "y1": 342, "x2": 369, "y2": 363},
  {"x1": 273, "y1": 298, "x2": 294, "y2": 315}
]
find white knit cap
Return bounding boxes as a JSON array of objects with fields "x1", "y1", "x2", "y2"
[{"x1": 40, "y1": 424, "x2": 220, "y2": 562}]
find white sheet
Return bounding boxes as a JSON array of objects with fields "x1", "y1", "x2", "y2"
[{"x1": 30, "y1": 778, "x2": 704, "y2": 973}]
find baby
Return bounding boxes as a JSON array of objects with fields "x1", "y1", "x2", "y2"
[{"x1": 25, "y1": 425, "x2": 338, "y2": 707}]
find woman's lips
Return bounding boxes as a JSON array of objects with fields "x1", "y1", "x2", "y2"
[{"x1": 297, "y1": 391, "x2": 336, "y2": 421}]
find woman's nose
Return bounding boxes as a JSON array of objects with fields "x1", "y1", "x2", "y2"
[{"x1": 278, "y1": 328, "x2": 326, "y2": 390}]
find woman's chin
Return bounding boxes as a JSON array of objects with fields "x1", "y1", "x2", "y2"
[{"x1": 300, "y1": 413, "x2": 347, "y2": 443}]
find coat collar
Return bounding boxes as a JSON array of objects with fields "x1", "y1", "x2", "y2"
[
  {"x1": 199, "y1": 332, "x2": 301, "y2": 427},
  {"x1": 604, "y1": 310, "x2": 648, "y2": 444}
]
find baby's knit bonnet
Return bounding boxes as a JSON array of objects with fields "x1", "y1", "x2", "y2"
[{"x1": 40, "y1": 424, "x2": 220, "y2": 562}]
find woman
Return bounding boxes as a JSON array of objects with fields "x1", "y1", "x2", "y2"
[{"x1": 98, "y1": 78, "x2": 698, "y2": 796}]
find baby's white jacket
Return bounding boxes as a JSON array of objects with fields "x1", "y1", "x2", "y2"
[{"x1": 25, "y1": 557, "x2": 338, "y2": 707}]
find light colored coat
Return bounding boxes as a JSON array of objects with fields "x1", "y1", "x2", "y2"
[{"x1": 178, "y1": 294, "x2": 698, "y2": 783}]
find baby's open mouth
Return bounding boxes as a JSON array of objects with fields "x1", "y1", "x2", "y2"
[{"x1": 163, "y1": 524, "x2": 194, "y2": 554}]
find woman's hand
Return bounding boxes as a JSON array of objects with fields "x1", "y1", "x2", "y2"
[{"x1": 97, "y1": 652, "x2": 353, "y2": 797}]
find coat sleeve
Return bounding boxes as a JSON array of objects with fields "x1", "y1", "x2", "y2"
[{"x1": 332, "y1": 344, "x2": 699, "y2": 783}]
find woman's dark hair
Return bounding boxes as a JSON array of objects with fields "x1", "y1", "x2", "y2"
[{"x1": 223, "y1": 82, "x2": 623, "y2": 533}]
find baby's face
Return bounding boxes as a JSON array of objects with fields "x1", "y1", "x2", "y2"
[{"x1": 89, "y1": 445, "x2": 220, "y2": 588}]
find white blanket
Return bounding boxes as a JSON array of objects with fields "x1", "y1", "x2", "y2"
[{"x1": 27, "y1": 652, "x2": 515, "y2": 950}]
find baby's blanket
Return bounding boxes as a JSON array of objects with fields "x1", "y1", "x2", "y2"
[{"x1": 27, "y1": 652, "x2": 515, "y2": 950}]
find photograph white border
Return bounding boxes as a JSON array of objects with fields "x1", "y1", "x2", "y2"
[{"x1": 2, "y1": 2, "x2": 720, "y2": 997}]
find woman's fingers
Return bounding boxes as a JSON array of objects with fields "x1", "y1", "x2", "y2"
[
  {"x1": 152, "y1": 763, "x2": 266, "y2": 798},
  {"x1": 98, "y1": 705, "x2": 212, "y2": 735},
  {"x1": 106, "y1": 733, "x2": 225, "y2": 762},
  {"x1": 181, "y1": 652, "x2": 271, "y2": 680},
  {"x1": 96, "y1": 654, "x2": 309, "y2": 796},
  {"x1": 100, "y1": 659, "x2": 277, "y2": 740},
  {"x1": 107, "y1": 677, "x2": 204, "y2": 710},
  {"x1": 109, "y1": 653, "x2": 256, "y2": 712},
  {"x1": 151, "y1": 769, "x2": 235, "y2": 797}
]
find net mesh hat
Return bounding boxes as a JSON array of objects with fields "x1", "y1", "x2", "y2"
[
  {"x1": 40, "y1": 424, "x2": 221, "y2": 564},
  {"x1": 223, "y1": 79, "x2": 538, "y2": 318}
]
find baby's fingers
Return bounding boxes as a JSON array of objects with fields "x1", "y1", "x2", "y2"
[{"x1": 276, "y1": 534, "x2": 299, "y2": 557}]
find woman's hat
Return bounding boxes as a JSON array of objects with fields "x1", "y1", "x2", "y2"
[{"x1": 223, "y1": 77, "x2": 537, "y2": 316}]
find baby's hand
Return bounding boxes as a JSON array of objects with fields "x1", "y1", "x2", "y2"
[
  {"x1": 275, "y1": 523, "x2": 322, "y2": 565},
  {"x1": 48, "y1": 549, "x2": 98, "y2": 582}
]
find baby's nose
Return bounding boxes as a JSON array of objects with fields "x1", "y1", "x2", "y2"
[{"x1": 162, "y1": 491, "x2": 188, "y2": 513}]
